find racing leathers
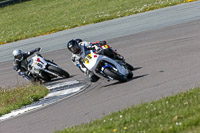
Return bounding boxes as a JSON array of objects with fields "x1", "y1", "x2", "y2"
[
  {"x1": 13, "y1": 48, "x2": 40, "y2": 82},
  {"x1": 71, "y1": 41, "x2": 100, "y2": 82},
  {"x1": 70, "y1": 40, "x2": 124, "y2": 82}
]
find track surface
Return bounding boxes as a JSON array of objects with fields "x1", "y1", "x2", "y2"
[{"x1": 0, "y1": 2, "x2": 200, "y2": 133}]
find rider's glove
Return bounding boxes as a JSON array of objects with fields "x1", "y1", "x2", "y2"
[
  {"x1": 35, "y1": 47, "x2": 41, "y2": 52},
  {"x1": 92, "y1": 45, "x2": 101, "y2": 53}
]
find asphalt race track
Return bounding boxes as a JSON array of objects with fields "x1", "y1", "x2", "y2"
[{"x1": 0, "y1": 1, "x2": 200, "y2": 133}]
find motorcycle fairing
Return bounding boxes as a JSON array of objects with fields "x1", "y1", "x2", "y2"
[{"x1": 84, "y1": 50, "x2": 129, "y2": 77}]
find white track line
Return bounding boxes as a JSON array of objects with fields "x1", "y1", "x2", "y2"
[{"x1": 0, "y1": 80, "x2": 87, "y2": 122}]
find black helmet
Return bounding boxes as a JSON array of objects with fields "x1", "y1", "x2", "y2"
[
  {"x1": 75, "y1": 39, "x2": 83, "y2": 44},
  {"x1": 67, "y1": 39, "x2": 81, "y2": 54}
]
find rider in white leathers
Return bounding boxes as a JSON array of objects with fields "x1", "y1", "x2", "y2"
[{"x1": 67, "y1": 39, "x2": 123, "y2": 82}]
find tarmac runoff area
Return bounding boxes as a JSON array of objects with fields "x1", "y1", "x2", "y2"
[{"x1": 0, "y1": 80, "x2": 89, "y2": 122}]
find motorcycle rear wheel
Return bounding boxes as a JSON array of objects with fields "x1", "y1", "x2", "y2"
[
  {"x1": 48, "y1": 66, "x2": 70, "y2": 78},
  {"x1": 103, "y1": 68, "x2": 127, "y2": 82}
]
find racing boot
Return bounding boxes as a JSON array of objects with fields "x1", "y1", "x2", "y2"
[
  {"x1": 114, "y1": 54, "x2": 124, "y2": 61},
  {"x1": 127, "y1": 71, "x2": 133, "y2": 79}
]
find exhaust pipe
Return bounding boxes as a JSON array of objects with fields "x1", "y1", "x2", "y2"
[{"x1": 42, "y1": 68, "x2": 59, "y2": 77}]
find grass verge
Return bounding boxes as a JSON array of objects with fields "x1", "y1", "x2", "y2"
[
  {"x1": 0, "y1": 84, "x2": 48, "y2": 116},
  {"x1": 55, "y1": 88, "x2": 200, "y2": 133},
  {"x1": 0, "y1": 0, "x2": 196, "y2": 45}
]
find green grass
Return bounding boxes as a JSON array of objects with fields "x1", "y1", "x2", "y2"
[
  {"x1": 0, "y1": 0, "x2": 193, "y2": 44},
  {"x1": 56, "y1": 88, "x2": 200, "y2": 133},
  {"x1": 0, "y1": 0, "x2": 199, "y2": 132},
  {"x1": 0, "y1": 84, "x2": 48, "y2": 116},
  {"x1": 181, "y1": 125, "x2": 200, "y2": 133}
]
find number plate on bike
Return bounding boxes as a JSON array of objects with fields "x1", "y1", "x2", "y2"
[{"x1": 84, "y1": 54, "x2": 92, "y2": 64}]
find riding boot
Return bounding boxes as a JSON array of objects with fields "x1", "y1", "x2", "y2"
[{"x1": 114, "y1": 54, "x2": 124, "y2": 61}]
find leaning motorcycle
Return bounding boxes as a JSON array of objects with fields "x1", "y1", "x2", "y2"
[
  {"x1": 83, "y1": 44, "x2": 133, "y2": 82},
  {"x1": 27, "y1": 51, "x2": 70, "y2": 82}
]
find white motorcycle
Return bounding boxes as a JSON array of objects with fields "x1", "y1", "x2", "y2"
[
  {"x1": 83, "y1": 45, "x2": 133, "y2": 82},
  {"x1": 27, "y1": 52, "x2": 70, "y2": 82}
]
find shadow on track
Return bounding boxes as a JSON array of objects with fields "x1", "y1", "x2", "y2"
[
  {"x1": 97, "y1": 66, "x2": 147, "y2": 88},
  {"x1": 133, "y1": 67, "x2": 142, "y2": 71},
  {"x1": 101, "y1": 74, "x2": 148, "y2": 88}
]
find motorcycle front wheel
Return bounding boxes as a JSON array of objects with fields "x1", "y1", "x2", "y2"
[
  {"x1": 48, "y1": 66, "x2": 70, "y2": 78},
  {"x1": 103, "y1": 68, "x2": 127, "y2": 82}
]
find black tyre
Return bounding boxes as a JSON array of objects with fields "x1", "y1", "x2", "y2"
[
  {"x1": 40, "y1": 71, "x2": 51, "y2": 82},
  {"x1": 126, "y1": 62, "x2": 134, "y2": 71},
  {"x1": 48, "y1": 66, "x2": 70, "y2": 78},
  {"x1": 103, "y1": 68, "x2": 127, "y2": 82},
  {"x1": 127, "y1": 71, "x2": 133, "y2": 79}
]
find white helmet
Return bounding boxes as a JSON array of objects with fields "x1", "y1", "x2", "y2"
[{"x1": 12, "y1": 49, "x2": 23, "y2": 61}]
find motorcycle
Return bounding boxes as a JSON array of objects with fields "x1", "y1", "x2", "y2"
[
  {"x1": 83, "y1": 44, "x2": 133, "y2": 82},
  {"x1": 27, "y1": 51, "x2": 70, "y2": 82}
]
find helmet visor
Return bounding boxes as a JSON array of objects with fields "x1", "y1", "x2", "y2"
[
  {"x1": 71, "y1": 47, "x2": 77, "y2": 52},
  {"x1": 71, "y1": 45, "x2": 81, "y2": 54},
  {"x1": 15, "y1": 54, "x2": 23, "y2": 61}
]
